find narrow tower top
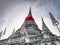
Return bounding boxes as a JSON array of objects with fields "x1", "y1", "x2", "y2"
[
  {"x1": 25, "y1": 7, "x2": 34, "y2": 21},
  {"x1": 49, "y1": 12, "x2": 59, "y2": 26},
  {"x1": 41, "y1": 17, "x2": 49, "y2": 31},
  {"x1": 28, "y1": 7, "x2": 32, "y2": 16}
]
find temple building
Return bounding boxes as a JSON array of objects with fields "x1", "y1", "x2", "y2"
[{"x1": 0, "y1": 7, "x2": 60, "y2": 45}]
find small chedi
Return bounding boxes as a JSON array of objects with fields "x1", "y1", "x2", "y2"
[{"x1": 0, "y1": 7, "x2": 60, "y2": 45}]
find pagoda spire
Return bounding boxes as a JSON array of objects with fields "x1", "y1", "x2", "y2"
[
  {"x1": 49, "y1": 12, "x2": 59, "y2": 26},
  {"x1": 3, "y1": 28, "x2": 7, "y2": 35},
  {"x1": 41, "y1": 17, "x2": 55, "y2": 38},
  {"x1": 41, "y1": 17, "x2": 48, "y2": 30},
  {"x1": 49, "y1": 12, "x2": 60, "y2": 32},
  {"x1": 25, "y1": 7, "x2": 34, "y2": 21},
  {"x1": 28, "y1": 7, "x2": 32, "y2": 16}
]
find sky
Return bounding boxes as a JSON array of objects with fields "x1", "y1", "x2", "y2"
[{"x1": 0, "y1": 0, "x2": 60, "y2": 39}]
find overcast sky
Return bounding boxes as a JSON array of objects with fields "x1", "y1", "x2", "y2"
[{"x1": 0, "y1": 0, "x2": 60, "y2": 39}]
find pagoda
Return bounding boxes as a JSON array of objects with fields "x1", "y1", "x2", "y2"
[
  {"x1": 0, "y1": 7, "x2": 60, "y2": 45},
  {"x1": 3, "y1": 7, "x2": 42, "y2": 45}
]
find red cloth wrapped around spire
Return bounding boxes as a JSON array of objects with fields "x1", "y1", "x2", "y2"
[{"x1": 25, "y1": 15, "x2": 34, "y2": 21}]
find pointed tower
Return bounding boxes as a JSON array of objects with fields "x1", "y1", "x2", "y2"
[
  {"x1": 28, "y1": 7, "x2": 32, "y2": 16},
  {"x1": 8, "y1": 7, "x2": 42, "y2": 39},
  {"x1": 49, "y1": 12, "x2": 60, "y2": 32},
  {"x1": 49, "y1": 12, "x2": 59, "y2": 26},
  {"x1": 25, "y1": 7, "x2": 34, "y2": 22},
  {"x1": 42, "y1": 17, "x2": 48, "y2": 31},
  {"x1": 24, "y1": 7, "x2": 41, "y2": 36},
  {"x1": 41, "y1": 17, "x2": 56, "y2": 38},
  {"x1": 3, "y1": 28, "x2": 7, "y2": 35}
]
